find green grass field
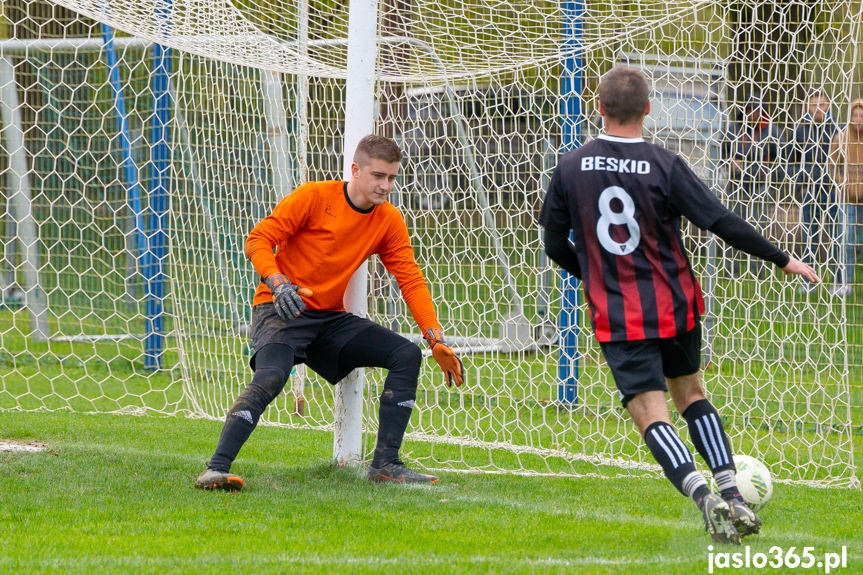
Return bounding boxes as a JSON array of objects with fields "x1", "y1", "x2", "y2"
[{"x1": 1, "y1": 412, "x2": 861, "y2": 575}]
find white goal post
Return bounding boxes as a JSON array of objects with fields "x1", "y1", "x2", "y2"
[
  {"x1": 332, "y1": 0, "x2": 378, "y2": 466},
  {"x1": 0, "y1": 0, "x2": 860, "y2": 488}
]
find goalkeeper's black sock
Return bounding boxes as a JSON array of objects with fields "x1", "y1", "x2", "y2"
[
  {"x1": 208, "y1": 410, "x2": 258, "y2": 472},
  {"x1": 372, "y1": 399, "x2": 414, "y2": 469},
  {"x1": 644, "y1": 421, "x2": 705, "y2": 498},
  {"x1": 683, "y1": 399, "x2": 736, "y2": 476},
  {"x1": 336, "y1": 331, "x2": 421, "y2": 470},
  {"x1": 367, "y1": 344, "x2": 421, "y2": 469},
  {"x1": 207, "y1": 353, "x2": 292, "y2": 472}
]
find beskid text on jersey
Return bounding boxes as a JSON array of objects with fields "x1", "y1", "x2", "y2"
[{"x1": 581, "y1": 156, "x2": 651, "y2": 174}]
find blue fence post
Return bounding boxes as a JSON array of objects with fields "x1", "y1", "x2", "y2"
[
  {"x1": 145, "y1": 0, "x2": 172, "y2": 370},
  {"x1": 558, "y1": 0, "x2": 584, "y2": 405}
]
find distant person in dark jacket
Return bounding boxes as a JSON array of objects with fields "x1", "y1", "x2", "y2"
[
  {"x1": 789, "y1": 88, "x2": 839, "y2": 293},
  {"x1": 723, "y1": 93, "x2": 783, "y2": 276}
]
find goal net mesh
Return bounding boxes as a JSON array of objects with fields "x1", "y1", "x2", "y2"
[{"x1": 0, "y1": 0, "x2": 860, "y2": 487}]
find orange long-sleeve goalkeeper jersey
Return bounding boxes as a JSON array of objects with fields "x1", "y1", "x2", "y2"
[{"x1": 245, "y1": 180, "x2": 440, "y2": 334}]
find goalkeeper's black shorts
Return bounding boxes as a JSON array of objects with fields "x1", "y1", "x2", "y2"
[
  {"x1": 249, "y1": 302, "x2": 387, "y2": 384},
  {"x1": 598, "y1": 321, "x2": 701, "y2": 408}
]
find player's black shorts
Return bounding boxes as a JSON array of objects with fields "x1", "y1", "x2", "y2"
[
  {"x1": 249, "y1": 303, "x2": 384, "y2": 384},
  {"x1": 598, "y1": 322, "x2": 701, "y2": 407}
]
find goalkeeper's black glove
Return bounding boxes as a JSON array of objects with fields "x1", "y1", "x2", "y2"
[
  {"x1": 424, "y1": 328, "x2": 465, "y2": 387},
  {"x1": 264, "y1": 274, "x2": 312, "y2": 321}
]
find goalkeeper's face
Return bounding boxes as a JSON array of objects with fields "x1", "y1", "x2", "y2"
[{"x1": 351, "y1": 157, "x2": 400, "y2": 208}]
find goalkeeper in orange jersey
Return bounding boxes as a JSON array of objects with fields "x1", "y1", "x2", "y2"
[{"x1": 195, "y1": 134, "x2": 464, "y2": 491}]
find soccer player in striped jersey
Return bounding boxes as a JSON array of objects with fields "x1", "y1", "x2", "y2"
[
  {"x1": 540, "y1": 66, "x2": 819, "y2": 544},
  {"x1": 195, "y1": 135, "x2": 464, "y2": 491}
]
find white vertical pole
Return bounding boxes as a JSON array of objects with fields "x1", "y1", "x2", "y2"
[
  {"x1": 296, "y1": 0, "x2": 309, "y2": 184},
  {"x1": 262, "y1": 63, "x2": 309, "y2": 415},
  {"x1": 333, "y1": 0, "x2": 379, "y2": 466},
  {"x1": 261, "y1": 70, "x2": 294, "y2": 198},
  {"x1": 0, "y1": 57, "x2": 49, "y2": 341}
]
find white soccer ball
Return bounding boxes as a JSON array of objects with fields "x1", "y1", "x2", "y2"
[
  {"x1": 732, "y1": 454, "x2": 773, "y2": 511},
  {"x1": 708, "y1": 454, "x2": 773, "y2": 511}
]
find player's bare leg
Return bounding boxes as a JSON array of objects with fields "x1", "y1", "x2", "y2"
[{"x1": 626, "y1": 390, "x2": 673, "y2": 434}]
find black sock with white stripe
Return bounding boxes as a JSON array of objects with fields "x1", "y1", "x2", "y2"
[
  {"x1": 643, "y1": 421, "x2": 707, "y2": 499},
  {"x1": 683, "y1": 399, "x2": 735, "y2": 473},
  {"x1": 683, "y1": 399, "x2": 740, "y2": 499}
]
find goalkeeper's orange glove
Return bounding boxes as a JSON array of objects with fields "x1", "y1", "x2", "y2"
[{"x1": 424, "y1": 328, "x2": 464, "y2": 387}]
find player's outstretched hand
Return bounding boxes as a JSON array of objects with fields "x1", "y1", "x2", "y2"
[
  {"x1": 264, "y1": 273, "x2": 313, "y2": 320},
  {"x1": 781, "y1": 257, "x2": 819, "y2": 284},
  {"x1": 424, "y1": 328, "x2": 465, "y2": 387}
]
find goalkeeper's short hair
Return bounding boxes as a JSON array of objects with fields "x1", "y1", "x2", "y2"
[{"x1": 355, "y1": 134, "x2": 403, "y2": 165}]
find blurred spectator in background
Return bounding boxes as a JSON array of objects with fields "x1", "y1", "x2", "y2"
[
  {"x1": 828, "y1": 98, "x2": 863, "y2": 297},
  {"x1": 789, "y1": 88, "x2": 839, "y2": 294},
  {"x1": 723, "y1": 92, "x2": 783, "y2": 276}
]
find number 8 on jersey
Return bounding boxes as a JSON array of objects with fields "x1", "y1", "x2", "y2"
[{"x1": 597, "y1": 186, "x2": 641, "y2": 255}]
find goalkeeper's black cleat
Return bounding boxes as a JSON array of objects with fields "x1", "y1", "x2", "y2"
[
  {"x1": 367, "y1": 459, "x2": 439, "y2": 484},
  {"x1": 725, "y1": 497, "x2": 762, "y2": 537},
  {"x1": 195, "y1": 468, "x2": 244, "y2": 492},
  {"x1": 699, "y1": 493, "x2": 741, "y2": 544}
]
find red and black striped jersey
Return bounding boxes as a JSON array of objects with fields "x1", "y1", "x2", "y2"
[{"x1": 540, "y1": 134, "x2": 728, "y2": 342}]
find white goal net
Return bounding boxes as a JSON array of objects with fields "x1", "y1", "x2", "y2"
[{"x1": 1, "y1": 0, "x2": 860, "y2": 487}]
